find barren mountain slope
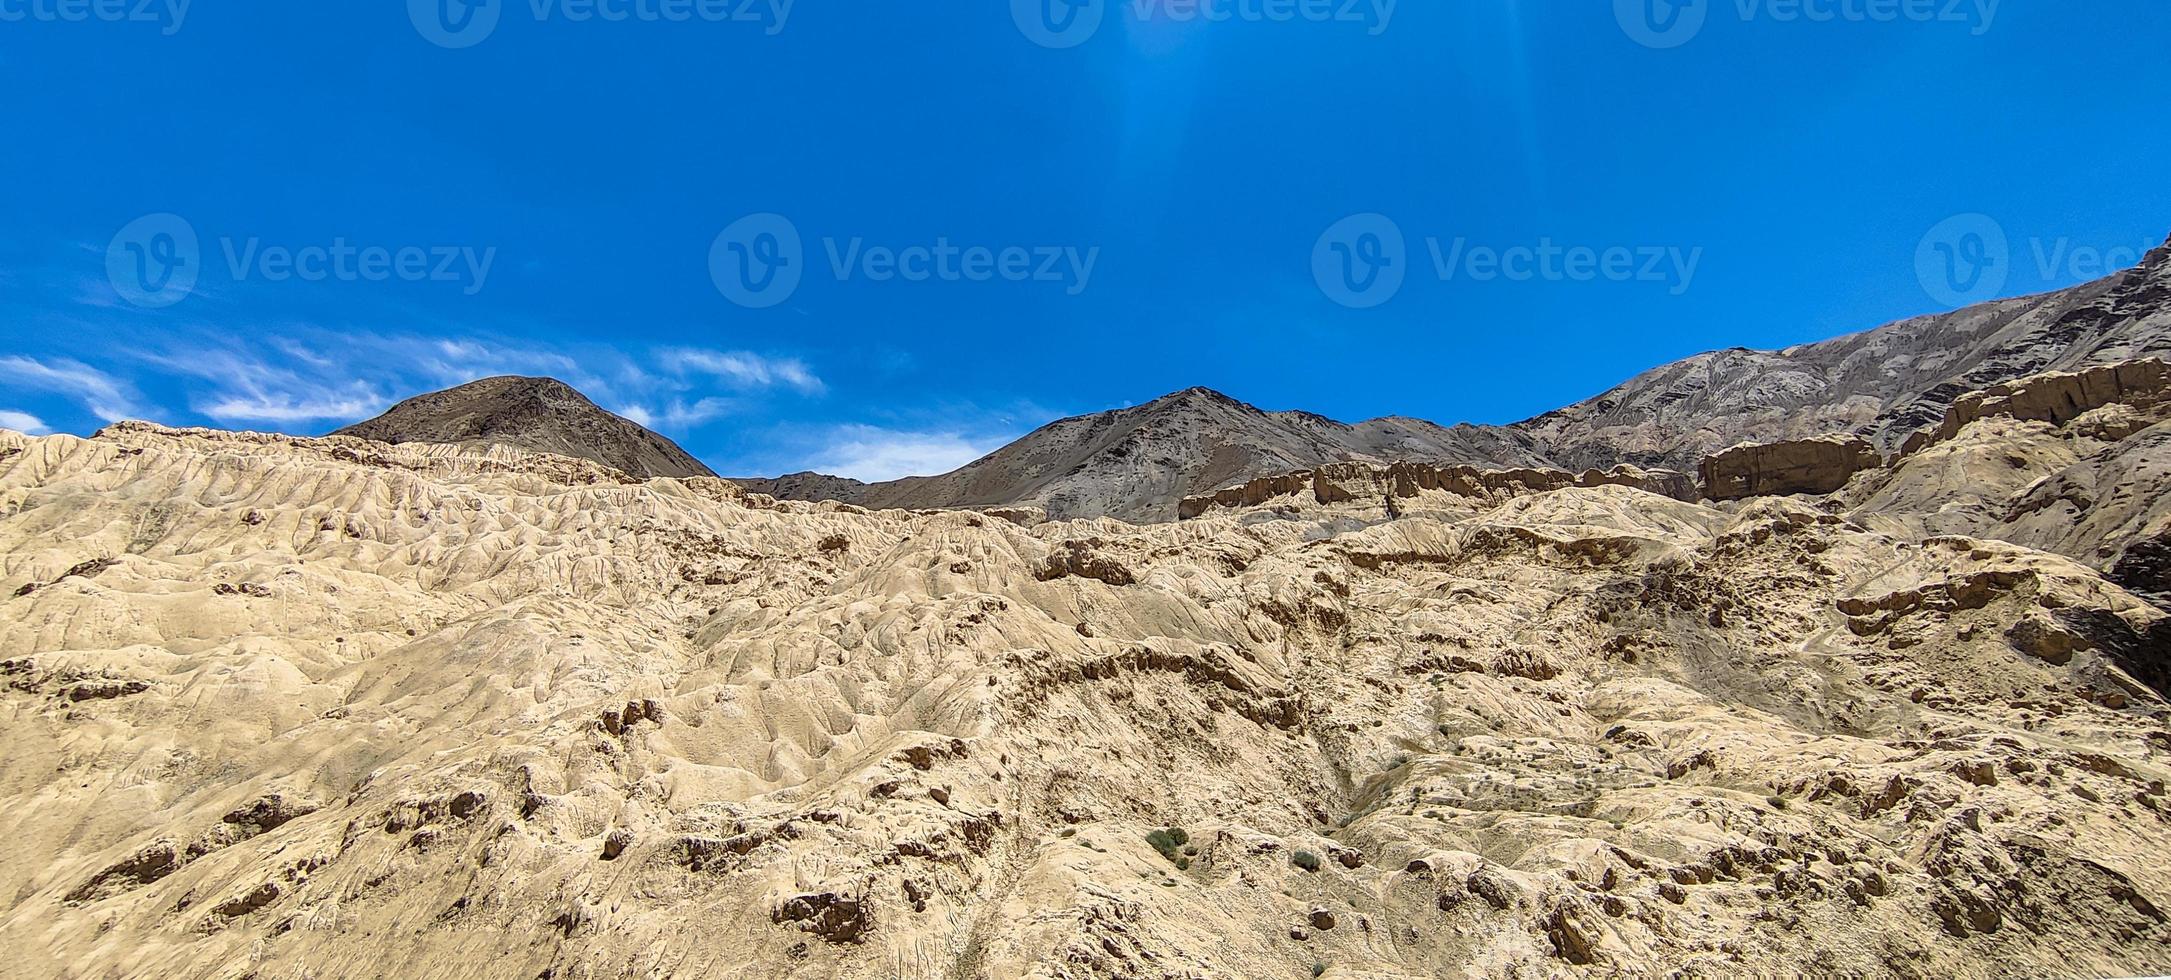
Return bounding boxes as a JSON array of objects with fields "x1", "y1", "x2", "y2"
[
  {"x1": 1835, "y1": 358, "x2": 2171, "y2": 588},
  {"x1": 744, "y1": 388, "x2": 1553, "y2": 524},
  {"x1": 4, "y1": 425, "x2": 2168, "y2": 979},
  {"x1": 1517, "y1": 236, "x2": 2171, "y2": 472},
  {"x1": 335, "y1": 375, "x2": 716, "y2": 480},
  {"x1": 739, "y1": 237, "x2": 2170, "y2": 521}
]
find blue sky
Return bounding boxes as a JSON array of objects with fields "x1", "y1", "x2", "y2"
[{"x1": 3, "y1": 2, "x2": 2168, "y2": 479}]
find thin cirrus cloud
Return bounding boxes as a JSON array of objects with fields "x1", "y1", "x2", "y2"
[
  {"x1": 201, "y1": 393, "x2": 390, "y2": 425},
  {"x1": 6, "y1": 316, "x2": 832, "y2": 442},
  {"x1": 615, "y1": 397, "x2": 736, "y2": 431},
  {"x1": 133, "y1": 344, "x2": 391, "y2": 426},
  {"x1": 661, "y1": 348, "x2": 825, "y2": 394},
  {"x1": 802, "y1": 425, "x2": 1011, "y2": 483},
  {"x1": 0, "y1": 410, "x2": 50, "y2": 435},
  {"x1": 0, "y1": 355, "x2": 139, "y2": 421}
]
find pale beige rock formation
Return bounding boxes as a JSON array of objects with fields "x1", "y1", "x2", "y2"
[
  {"x1": 1698, "y1": 436, "x2": 1885, "y2": 501},
  {"x1": 3, "y1": 423, "x2": 2168, "y2": 979},
  {"x1": 1177, "y1": 461, "x2": 1696, "y2": 521},
  {"x1": 1902, "y1": 358, "x2": 2171, "y2": 455}
]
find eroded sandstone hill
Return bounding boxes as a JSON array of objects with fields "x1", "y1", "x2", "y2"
[{"x1": 3, "y1": 422, "x2": 2168, "y2": 978}]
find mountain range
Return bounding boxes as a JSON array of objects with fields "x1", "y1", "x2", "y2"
[{"x1": 337, "y1": 235, "x2": 2171, "y2": 524}]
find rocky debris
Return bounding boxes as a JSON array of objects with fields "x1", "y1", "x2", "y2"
[
  {"x1": 63, "y1": 679, "x2": 151, "y2": 701},
  {"x1": 210, "y1": 881, "x2": 283, "y2": 919},
  {"x1": 1699, "y1": 436, "x2": 1884, "y2": 500},
  {"x1": 212, "y1": 582, "x2": 275, "y2": 598},
  {"x1": 221, "y1": 795, "x2": 320, "y2": 835},
  {"x1": 1545, "y1": 907, "x2": 1602, "y2": 964},
  {"x1": 12, "y1": 557, "x2": 119, "y2": 597},
  {"x1": 772, "y1": 893, "x2": 872, "y2": 945},
  {"x1": 601, "y1": 698, "x2": 665, "y2": 736},
  {"x1": 2112, "y1": 531, "x2": 2171, "y2": 607},
  {"x1": 2006, "y1": 613, "x2": 2090, "y2": 665},
  {"x1": 1036, "y1": 539, "x2": 1136, "y2": 586},
  {"x1": 65, "y1": 841, "x2": 184, "y2": 904}
]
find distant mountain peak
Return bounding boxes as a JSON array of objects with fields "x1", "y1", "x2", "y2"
[
  {"x1": 335, "y1": 376, "x2": 715, "y2": 480},
  {"x1": 1148, "y1": 386, "x2": 1248, "y2": 409}
]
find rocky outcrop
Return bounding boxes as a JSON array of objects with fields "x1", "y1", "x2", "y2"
[
  {"x1": 1699, "y1": 436, "x2": 1884, "y2": 500},
  {"x1": 335, "y1": 376, "x2": 716, "y2": 480},
  {"x1": 1177, "y1": 460, "x2": 1696, "y2": 520},
  {"x1": 2111, "y1": 532, "x2": 2171, "y2": 608},
  {"x1": 1903, "y1": 358, "x2": 2171, "y2": 454}
]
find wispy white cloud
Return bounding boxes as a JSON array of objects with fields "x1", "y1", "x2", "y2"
[
  {"x1": 802, "y1": 425, "x2": 1009, "y2": 482},
  {"x1": 416, "y1": 337, "x2": 593, "y2": 391},
  {"x1": 0, "y1": 356, "x2": 139, "y2": 421},
  {"x1": 615, "y1": 397, "x2": 736, "y2": 431},
  {"x1": 201, "y1": 393, "x2": 388, "y2": 424},
  {"x1": 662, "y1": 348, "x2": 824, "y2": 394},
  {"x1": 0, "y1": 410, "x2": 49, "y2": 434},
  {"x1": 136, "y1": 345, "x2": 388, "y2": 428}
]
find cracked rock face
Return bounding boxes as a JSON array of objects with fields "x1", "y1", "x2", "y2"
[
  {"x1": 1699, "y1": 436, "x2": 1885, "y2": 500},
  {"x1": 4, "y1": 425, "x2": 2170, "y2": 979}
]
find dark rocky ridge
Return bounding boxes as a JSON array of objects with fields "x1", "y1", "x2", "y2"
[
  {"x1": 741, "y1": 387, "x2": 1555, "y2": 523},
  {"x1": 1518, "y1": 235, "x2": 2171, "y2": 471},
  {"x1": 347, "y1": 234, "x2": 2170, "y2": 521},
  {"x1": 745, "y1": 234, "x2": 2170, "y2": 523},
  {"x1": 335, "y1": 376, "x2": 715, "y2": 480}
]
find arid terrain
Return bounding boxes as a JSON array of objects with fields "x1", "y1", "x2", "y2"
[
  {"x1": 4, "y1": 347, "x2": 2171, "y2": 978},
  {"x1": 4, "y1": 243, "x2": 2171, "y2": 979}
]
